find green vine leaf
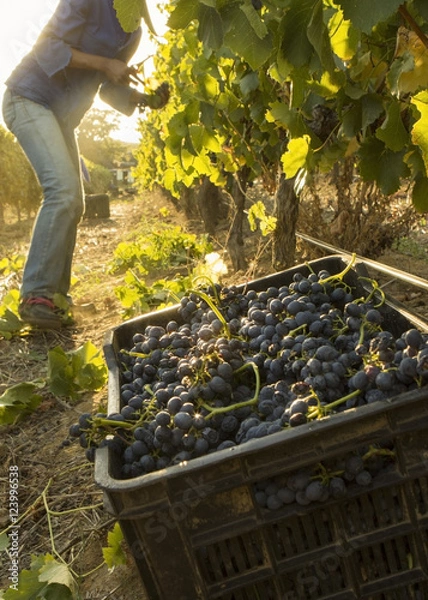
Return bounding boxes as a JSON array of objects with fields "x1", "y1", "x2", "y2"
[
  {"x1": 38, "y1": 556, "x2": 76, "y2": 590},
  {"x1": 0, "y1": 289, "x2": 22, "y2": 339},
  {"x1": 279, "y1": 0, "x2": 314, "y2": 69},
  {"x1": 358, "y1": 137, "x2": 407, "y2": 195},
  {"x1": 102, "y1": 522, "x2": 126, "y2": 571},
  {"x1": 0, "y1": 532, "x2": 10, "y2": 552},
  {"x1": 0, "y1": 383, "x2": 43, "y2": 426},
  {"x1": 0, "y1": 554, "x2": 75, "y2": 599},
  {"x1": 131, "y1": 0, "x2": 428, "y2": 212},
  {"x1": 47, "y1": 342, "x2": 107, "y2": 400},
  {"x1": 307, "y1": 0, "x2": 335, "y2": 73},
  {"x1": 0, "y1": 309, "x2": 22, "y2": 340},
  {"x1": 266, "y1": 102, "x2": 306, "y2": 137},
  {"x1": 168, "y1": 0, "x2": 200, "y2": 29},
  {"x1": 375, "y1": 100, "x2": 409, "y2": 151},
  {"x1": 223, "y1": 5, "x2": 273, "y2": 70},
  {"x1": 198, "y1": 5, "x2": 223, "y2": 49},
  {"x1": 336, "y1": 0, "x2": 403, "y2": 34},
  {"x1": 239, "y1": 2, "x2": 268, "y2": 40},
  {"x1": 414, "y1": 0, "x2": 428, "y2": 20},
  {"x1": 412, "y1": 176, "x2": 428, "y2": 213},
  {"x1": 113, "y1": 0, "x2": 156, "y2": 33}
]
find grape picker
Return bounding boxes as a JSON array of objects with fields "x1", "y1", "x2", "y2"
[{"x1": 2, "y1": 0, "x2": 169, "y2": 329}]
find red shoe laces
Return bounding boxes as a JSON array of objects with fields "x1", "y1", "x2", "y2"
[{"x1": 25, "y1": 297, "x2": 56, "y2": 310}]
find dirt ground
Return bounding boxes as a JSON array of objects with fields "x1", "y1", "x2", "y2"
[
  {"x1": 0, "y1": 192, "x2": 174, "y2": 600},
  {"x1": 1, "y1": 188, "x2": 428, "y2": 599}
]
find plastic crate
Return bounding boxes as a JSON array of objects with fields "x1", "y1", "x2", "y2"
[{"x1": 95, "y1": 255, "x2": 428, "y2": 600}]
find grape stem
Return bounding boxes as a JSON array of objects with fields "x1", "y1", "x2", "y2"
[
  {"x1": 191, "y1": 275, "x2": 221, "y2": 305},
  {"x1": 362, "y1": 445, "x2": 396, "y2": 461},
  {"x1": 91, "y1": 417, "x2": 135, "y2": 430},
  {"x1": 312, "y1": 462, "x2": 344, "y2": 485},
  {"x1": 42, "y1": 484, "x2": 69, "y2": 566},
  {"x1": 318, "y1": 253, "x2": 357, "y2": 285},
  {"x1": 188, "y1": 288, "x2": 230, "y2": 337},
  {"x1": 201, "y1": 361, "x2": 260, "y2": 417},
  {"x1": 307, "y1": 388, "x2": 361, "y2": 419},
  {"x1": 358, "y1": 276, "x2": 386, "y2": 307}
]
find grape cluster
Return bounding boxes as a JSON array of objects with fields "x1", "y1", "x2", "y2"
[
  {"x1": 70, "y1": 264, "x2": 428, "y2": 480},
  {"x1": 254, "y1": 443, "x2": 396, "y2": 510}
]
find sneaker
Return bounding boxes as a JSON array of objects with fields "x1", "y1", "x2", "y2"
[{"x1": 18, "y1": 296, "x2": 63, "y2": 330}]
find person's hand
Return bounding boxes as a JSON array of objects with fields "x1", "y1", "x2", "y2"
[
  {"x1": 104, "y1": 59, "x2": 143, "y2": 85},
  {"x1": 137, "y1": 83, "x2": 170, "y2": 110}
]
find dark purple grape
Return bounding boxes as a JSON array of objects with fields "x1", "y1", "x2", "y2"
[
  {"x1": 171, "y1": 427, "x2": 184, "y2": 447},
  {"x1": 69, "y1": 423, "x2": 81, "y2": 438},
  {"x1": 221, "y1": 415, "x2": 238, "y2": 433},
  {"x1": 120, "y1": 405, "x2": 136, "y2": 419},
  {"x1": 182, "y1": 433, "x2": 196, "y2": 450},
  {"x1": 375, "y1": 370, "x2": 396, "y2": 391},
  {"x1": 217, "y1": 440, "x2": 236, "y2": 450},
  {"x1": 345, "y1": 302, "x2": 362, "y2": 317},
  {"x1": 397, "y1": 357, "x2": 417, "y2": 381},
  {"x1": 134, "y1": 427, "x2": 154, "y2": 447},
  {"x1": 417, "y1": 354, "x2": 428, "y2": 378},
  {"x1": 180, "y1": 402, "x2": 195, "y2": 415},
  {"x1": 405, "y1": 328, "x2": 423, "y2": 349},
  {"x1": 289, "y1": 413, "x2": 307, "y2": 427},
  {"x1": 315, "y1": 344, "x2": 339, "y2": 361},
  {"x1": 277, "y1": 487, "x2": 295, "y2": 504},
  {"x1": 289, "y1": 399, "x2": 309, "y2": 415},
  {"x1": 173, "y1": 411, "x2": 193, "y2": 431},
  {"x1": 355, "y1": 469, "x2": 372, "y2": 486},
  {"x1": 287, "y1": 471, "x2": 311, "y2": 492},
  {"x1": 266, "y1": 494, "x2": 283, "y2": 510},
  {"x1": 348, "y1": 370, "x2": 369, "y2": 390},
  {"x1": 329, "y1": 477, "x2": 346, "y2": 498},
  {"x1": 305, "y1": 480, "x2": 325, "y2": 501},
  {"x1": 155, "y1": 425, "x2": 172, "y2": 443},
  {"x1": 139, "y1": 454, "x2": 156, "y2": 472},
  {"x1": 155, "y1": 411, "x2": 171, "y2": 427},
  {"x1": 209, "y1": 375, "x2": 230, "y2": 395},
  {"x1": 365, "y1": 389, "x2": 387, "y2": 404},
  {"x1": 364, "y1": 363, "x2": 380, "y2": 382},
  {"x1": 345, "y1": 455, "x2": 364, "y2": 476},
  {"x1": 131, "y1": 440, "x2": 149, "y2": 458},
  {"x1": 365, "y1": 309, "x2": 382, "y2": 324},
  {"x1": 295, "y1": 490, "x2": 311, "y2": 506},
  {"x1": 78, "y1": 413, "x2": 92, "y2": 429},
  {"x1": 194, "y1": 437, "x2": 210, "y2": 456},
  {"x1": 202, "y1": 427, "x2": 219, "y2": 446},
  {"x1": 85, "y1": 447, "x2": 96, "y2": 462},
  {"x1": 123, "y1": 446, "x2": 134, "y2": 463},
  {"x1": 166, "y1": 395, "x2": 182, "y2": 415}
]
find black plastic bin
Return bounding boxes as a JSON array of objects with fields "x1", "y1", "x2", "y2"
[{"x1": 95, "y1": 255, "x2": 428, "y2": 600}]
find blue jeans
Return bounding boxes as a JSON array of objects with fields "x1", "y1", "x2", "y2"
[{"x1": 2, "y1": 89, "x2": 84, "y2": 300}]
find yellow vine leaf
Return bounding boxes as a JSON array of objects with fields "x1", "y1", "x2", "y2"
[
  {"x1": 411, "y1": 90, "x2": 428, "y2": 173},
  {"x1": 395, "y1": 27, "x2": 428, "y2": 94}
]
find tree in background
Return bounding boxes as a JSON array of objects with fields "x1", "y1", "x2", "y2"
[
  {"x1": 77, "y1": 107, "x2": 133, "y2": 169},
  {"x1": 0, "y1": 125, "x2": 41, "y2": 224}
]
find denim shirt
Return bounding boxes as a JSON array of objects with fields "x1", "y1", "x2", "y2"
[{"x1": 5, "y1": 0, "x2": 142, "y2": 130}]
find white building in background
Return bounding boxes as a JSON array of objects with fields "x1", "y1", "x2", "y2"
[{"x1": 110, "y1": 160, "x2": 136, "y2": 185}]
